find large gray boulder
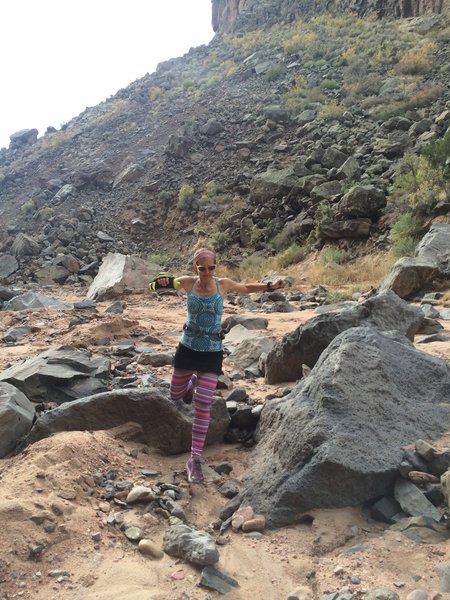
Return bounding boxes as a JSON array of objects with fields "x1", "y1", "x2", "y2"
[
  {"x1": 87, "y1": 253, "x2": 161, "y2": 301},
  {"x1": 241, "y1": 327, "x2": 450, "y2": 527},
  {"x1": 415, "y1": 223, "x2": 450, "y2": 277},
  {"x1": 24, "y1": 388, "x2": 230, "y2": 455},
  {"x1": 0, "y1": 382, "x2": 35, "y2": 457},
  {"x1": 3, "y1": 292, "x2": 71, "y2": 311},
  {"x1": 0, "y1": 255, "x2": 19, "y2": 281},
  {"x1": 11, "y1": 234, "x2": 41, "y2": 258},
  {"x1": 378, "y1": 224, "x2": 450, "y2": 299},
  {"x1": 265, "y1": 289, "x2": 424, "y2": 383},
  {"x1": 0, "y1": 346, "x2": 110, "y2": 403},
  {"x1": 378, "y1": 257, "x2": 437, "y2": 299}
]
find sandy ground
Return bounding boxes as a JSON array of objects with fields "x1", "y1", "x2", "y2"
[{"x1": 1, "y1": 286, "x2": 450, "y2": 600}]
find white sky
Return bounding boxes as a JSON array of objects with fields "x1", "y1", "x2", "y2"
[{"x1": 0, "y1": 0, "x2": 214, "y2": 150}]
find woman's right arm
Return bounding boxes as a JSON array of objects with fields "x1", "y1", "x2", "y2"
[{"x1": 149, "y1": 273, "x2": 195, "y2": 293}]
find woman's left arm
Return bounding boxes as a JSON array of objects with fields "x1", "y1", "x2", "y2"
[{"x1": 220, "y1": 277, "x2": 285, "y2": 294}]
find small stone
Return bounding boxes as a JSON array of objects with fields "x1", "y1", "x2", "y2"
[
  {"x1": 91, "y1": 532, "x2": 101, "y2": 542},
  {"x1": 124, "y1": 527, "x2": 143, "y2": 542},
  {"x1": 241, "y1": 515, "x2": 266, "y2": 532},
  {"x1": 138, "y1": 539, "x2": 164, "y2": 559},
  {"x1": 350, "y1": 576, "x2": 361, "y2": 584},
  {"x1": 406, "y1": 590, "x2": 429, "y2": 600}
]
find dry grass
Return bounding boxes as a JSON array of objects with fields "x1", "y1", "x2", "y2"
[
  {"x1": 301, "y1": 251, "x2": 396, "y2": 289},
  {"x1": 442, "y1": 291, "x2": 450, "y2": 307},
  {"x1": 218, "y1": 251, "x2": 396, "y2": 294}
]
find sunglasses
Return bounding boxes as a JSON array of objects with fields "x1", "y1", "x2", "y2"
[{"x1": 197, "y1": 264, "x2": 216, "y2": 272}]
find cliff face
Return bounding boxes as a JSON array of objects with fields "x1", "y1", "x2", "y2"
[{"x1": 212, "y1": 0, "x2": 448, "y2": 32}]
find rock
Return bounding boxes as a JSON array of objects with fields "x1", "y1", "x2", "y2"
[
  {"x1": 199, "y1": 565, "x2": 239, "y2": 594},
  {"x1": 0, "y1": 382, "x2": 35, "y2": 457},
  {"x1": 0, "y1": 345, "x2": 110, "y2": 404},
  {"x1": 87, "y1": 253, "x2": 162, "y2": 300},
  {"x1": 126, "y1": 486, "x2": 157, "y2": 503},
  {"x1": 163, "y1": 523, "x2": 219, "y2": 566},
  {"x1": 435, "y1": 562, "x2": 450, "y2": 592},
  {"x1": 24, "y1": 388, "x2": 230, "y2": 455},
  {"x1": 415, "y1": 439, "x2": 436, "y2": 462},
  {"x1": 0, "y1": 255, "x2": 19, "y2": 281},
  {"x1": 11, "y1": 233, "x2": 41, "y2": 258},
  {"x1": 363, "y1": 589, "x2": 400, "y2": 600},
  {"x1": 338, "y1": 185, "x2": 386, "y2": 220},
  {"x1": 241, "y1": 327, "x2": 450, "y2": 527},
  {"x1": 394, "y1": 479, "x2": 442, "y2": 521},
  {"x1": 265, "y1": 289, "x2": 424, "y2": 383},
  {"x1": 138, "y1": 539, "x2": 164, "y2": 559},
  {"x1": 379, "y1": 257, "x2": 437, "y2": 300},
  {"x1": 3, "y1": 292, "x2": 71, "y2": 311},
  {"x1": 221, "y1": 314, "x2": 268, "y2": 332}
]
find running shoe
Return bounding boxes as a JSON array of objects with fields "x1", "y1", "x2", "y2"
[{"x1": 186, "y1": 456, "x2": 204, "y2": 483}]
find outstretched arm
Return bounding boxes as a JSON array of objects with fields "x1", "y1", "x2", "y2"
[{"x1": 220, "y1": 277, "x2": 285, "y2": 295}]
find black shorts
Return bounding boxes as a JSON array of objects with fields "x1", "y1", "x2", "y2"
[{"x1": 173, "y1": 343, "x2": 223, "y2": 375}]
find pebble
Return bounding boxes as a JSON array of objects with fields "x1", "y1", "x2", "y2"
[
  {"x1": 138, "y1": 539, "x2": 164, "y2": 559},
  {"x1": 406, "y1": 591, "x2": 429, "y2": 600}
]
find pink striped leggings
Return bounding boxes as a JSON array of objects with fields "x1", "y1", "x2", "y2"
[{"x1": 170, "y1": 368, "x2": 219, "y2": 458}]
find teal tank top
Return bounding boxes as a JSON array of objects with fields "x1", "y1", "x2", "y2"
[{"x1": 180, "y1": 278, "x2": 223, "y2": 352}]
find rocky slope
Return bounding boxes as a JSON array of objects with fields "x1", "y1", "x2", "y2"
[{"x1": 0, "y1": 7, "x2": 449, "y2": 287}]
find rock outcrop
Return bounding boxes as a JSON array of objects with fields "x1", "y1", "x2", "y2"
[{"x1": 212, "y1": 0, "x2": 449, "y2": 33}]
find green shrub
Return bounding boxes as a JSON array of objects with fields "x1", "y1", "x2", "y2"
[
  {"x1": 319, "y1": 248, "x2": 350, "y2": 265},
  {"x1": 422, "y1": 130, "x2": 450, "y2": 178},
  {"x1": 265, "y1": 64, "x2": 285, "y2": 81},
  {"x1": 209, "y1": 230, "x2": 228, "y2": 251},
  {"x1": 20, "y1": 199, "x2": 35, "y2": 214},
  {"x1": 39, "y1": 207, "x2": 54, "y2": 220},
  {"x1": 177, "y1": 184, "x2": 195, "y2": 209},
  {"x1": 390, "y1": 212, "x2": 421, "y2": 242},
  {"x1": 276, "y1": 244, "x2": 307, "y2": 267},
  {"x1": 392, "y1": 237, "x2": 417, "y2": 258},
  {"x1": 158, "y1": 190, "x2": 173, "y2": 202},
  {"x1": 147, "y1": 253, "x2": 169, "y2": 265},
  {"x1": 320, "y1": 78, "x2": 339, "y2": 90},
  {"x1": 313, "y1": 203, "x2": 335, "y2": 239}
]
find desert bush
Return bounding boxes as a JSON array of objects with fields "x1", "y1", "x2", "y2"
[
  {"x1": 390, "y1": 212, "x2": 421, "y2": 242},
  {"x1": 320, "y1": 78, "x2": 339, "y2": 90},
  {"x1": 313, "y1": 203, "x2": 335, "y2": 239},
  {"x1": 391, "y1": 237, "x2": 417, "y2": 258},
  {"x1": 276, "y1": 244, "x2": 307, "y2": 267},
  {"x1": 39, "y1": 207, "x2": 54, "y2": 220},
  {"x1": 395, "y1": 42, "x2": 436, "y2": 75},
  {"x1": 265, "y1": 64, "x2": 285, "y2": 81},
  {"x1": 149, "y1": 87, "x2": 164, "y2": 101},
  {"x1": 177, "y1": 184, "x2": 195, "y2": 209},
  {"x1": 422, "y1": 130, "x2": 450, "y2": 178},
  {"x1": 20, "y1": 199, "x2": 35, "y2": 214},
  {"x1": 147, "y1": 253, "x2": 169, "y2": 265},
  {"x1": 158, "y1": 191, "x2": 173, "y2": 202},
  {"x1": 319, "y1": 247, "x2": 350, "y2": 265},
  {"x1": 319, "y1": 100, "x2": 345, "y2": 120},
  {"x1": 208, "y1": 231, "x2": 228, "y2": 252}
]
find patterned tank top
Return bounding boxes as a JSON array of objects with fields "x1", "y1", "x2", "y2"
[{"x1": 180, "y1": 278, "x2": 223, "y2": 352}]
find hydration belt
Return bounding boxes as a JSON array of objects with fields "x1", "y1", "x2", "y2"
[{"x1": 183, "y1": 323, "x2": 225, "y2": 340}]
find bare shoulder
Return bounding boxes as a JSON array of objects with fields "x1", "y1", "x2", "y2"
[{"x1": 176, "y1": 275, "x2": 196, "y2": 292}]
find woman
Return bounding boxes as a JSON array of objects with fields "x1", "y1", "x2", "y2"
[{"x1": 149, "y1": 247, "x2": 285, "y2": 483}]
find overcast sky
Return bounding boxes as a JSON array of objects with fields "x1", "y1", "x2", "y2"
[{"x1": 0, "y1": 0, "x2": 214, "y2": 150}]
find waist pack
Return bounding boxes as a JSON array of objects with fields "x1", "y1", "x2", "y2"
[{"x1": 183, "y1": 323, "x2": 225, "y2": 340}]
